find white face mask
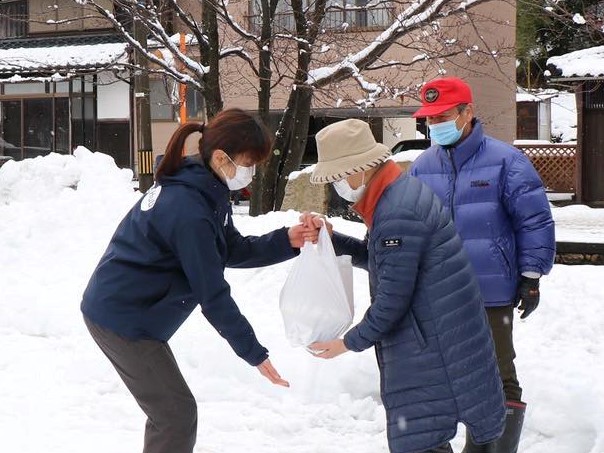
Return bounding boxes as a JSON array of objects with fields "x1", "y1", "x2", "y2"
[
  {"x1": 332, "y1": 173, "x2": 366, "y2": 203},
  {"x1": 220, "y1": 154, "x2": 256, "y2": 190}
]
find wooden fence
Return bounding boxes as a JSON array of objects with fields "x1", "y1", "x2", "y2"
[{"x1": 516, "y1": 144, "x2": 576, "y2": 193}]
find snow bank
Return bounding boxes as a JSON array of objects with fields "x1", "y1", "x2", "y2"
[
  {"x1": 0, "y1": 146, "x2": 134, "y2": 205},
  {"x1": 0, "y1": 151, "x2": 603, "y2": 453}
]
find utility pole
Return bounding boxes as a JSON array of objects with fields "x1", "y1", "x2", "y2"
[{"x1": 133, "y1": 16, "x2": 154, "y2": 193}]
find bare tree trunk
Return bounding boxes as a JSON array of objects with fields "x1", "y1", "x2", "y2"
[
  {"x1": 249, "y1": 0, "x2": 278, "y2": 216},
  {"x1": 264, "y1": 101, "x2": 295, "y2": 213},
  {"x1": 201, "y1": 0, "x2": 223, "y2": 118},
  {"x1": 252, "y1": 0, "x2": 325, "y2": 214},
  {"x1": 261, "y1": 84, "x2": 312, "y2": 213},
  {"x1": 275, "y1": 86, "x2": 312, "y2": 210}
]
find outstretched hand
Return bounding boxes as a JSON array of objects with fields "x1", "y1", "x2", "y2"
[{"x1": 256, "y1": 358, "x2": 290, "y2": 387}]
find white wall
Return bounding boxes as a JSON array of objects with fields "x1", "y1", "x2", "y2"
[
  {"x1": 539, "y1": 101, "x2": 552, "y2": 141},
  {"x1": 97, "y1": 72, "x2": 130, "y2": 120},
  {"x1": 382, "y1": 117, "x2": 417, "y2": 149}
]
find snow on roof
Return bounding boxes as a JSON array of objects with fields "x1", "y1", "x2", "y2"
[
  {"x1": 547, "y1": 45, "x2": 604, "y2": 78},
  {"x1": 517, "y1": 92, "x2": 543, "y2": 102},
  {"x1": 516, "y1": 86, "x2": 558, "y2": 103},
  {"x1": 0, "y1": 42, "x2": 128, "y2": 76}
]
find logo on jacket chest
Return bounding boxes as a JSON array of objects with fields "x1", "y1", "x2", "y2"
[
  {"x1": 470, "y1": 179, "x2": 491, "y2": 188},
  {"x1": 382, "y1": 238, "x2": 402, "y2": 247}
]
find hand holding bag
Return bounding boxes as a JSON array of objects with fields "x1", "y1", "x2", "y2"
[{"x1": 279, "y1": 225, "x2": 354, "y2": 347}]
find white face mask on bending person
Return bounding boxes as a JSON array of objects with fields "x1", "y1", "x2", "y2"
[
  {"x1": 332, "y1": 172, "x2": 366, "y2": 203},
  {"x1": 220, "y1": 154, "x2": 256, "y2": 190}
]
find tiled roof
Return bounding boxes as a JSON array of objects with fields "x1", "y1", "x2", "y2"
[
  {"x1": 547, "y1": 45, "x2": 604, "y2": 79},
  {"x1": 0, "y1": 34, "x2": 129, "y2": 78},
  {"x1": 0, "y1": 33, "x2": 125, "y2": 50}
]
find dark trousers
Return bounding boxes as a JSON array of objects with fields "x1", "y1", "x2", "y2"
[
  {"x1": 486, "y1": 305, "x2": 522, "y2": 402},
  {"x1": 84, "y1": 316, "x2": 198, "y2": 453}
]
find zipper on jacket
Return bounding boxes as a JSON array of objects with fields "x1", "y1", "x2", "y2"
[{"x1": 447, "y1": 148, "x2": 458, "y2": 221}]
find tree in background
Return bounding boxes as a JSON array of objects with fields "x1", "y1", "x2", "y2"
[
  {"x1": 75, "y1": 0, "x2": 514, "y2": 213},
  {"x1": 517, "y1": 0, "x2": 604, "y2": 89}
]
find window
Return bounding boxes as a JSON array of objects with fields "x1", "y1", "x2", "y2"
[
  {"x1": 150, "y1": 79, "x2": 207, "y2": 121},
  {"x1": 150, "y1": 79, "x2": 176, "y2": 121},
  {"x1": 247, "y1": 0, "x2": 392, "y2": 33},
  {"x1": 324, "y1": 0, "x2": 393, "y2": 30},
  {"x1": 186, "y1": 87, "x2": 205, "y2": 119},
  {"x1": 0, "y1": 97, "x2": 71, "y2": 160},
  {"x1": 72, "y1": 76, "x2": 96, "y2": 150},
  {"x1": 0, "y1": 0, "x2": 27, "y2": 38},
  {"x1": 0, "y1": 100, "x2": 21, "y2": 160}
]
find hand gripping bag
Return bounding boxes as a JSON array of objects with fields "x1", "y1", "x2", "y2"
[{"x1": 279, "y1": 225, "x2": 354, "y2": 347}]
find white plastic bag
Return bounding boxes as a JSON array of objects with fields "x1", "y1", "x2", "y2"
[{"x1": 279, "y1": 225, "x2": 354, "y2": 347}]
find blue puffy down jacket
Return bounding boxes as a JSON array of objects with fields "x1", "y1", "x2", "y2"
[
  {"x1": 333, "y1": 172, "x2": 506, "y2": 453},
  {"x1": 410, "y1": 120, "x2": 555, "y2": 305}
]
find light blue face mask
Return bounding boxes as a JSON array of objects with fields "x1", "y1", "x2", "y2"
[{"x1": 428, "y1": 115, "x2": 466, "y2": 146}]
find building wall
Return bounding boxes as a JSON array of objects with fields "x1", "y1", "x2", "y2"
[
  {"x1": 158, "y1": 0, "x2": 516, "y2": 160},
  {"x1": 382, "y1": 118, "x2": 418, "y2": 149},
  {"x1": 539, "y1": 101, "x2": 552, "y2": 140},
  {"x1": 427, "y1": 1, "x2": 517, "y2": 143},
  {"x1": 28, "y1": 0, "x2": 114, "y2": 34},
  {"x1": 209, "y1": 0, "x2": 517, "y2": 143},
  {"x1": 97, "y1": 77, "x2": 130, "y2": 120}
]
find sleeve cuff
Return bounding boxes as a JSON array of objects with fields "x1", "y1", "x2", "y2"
[
  {"x1": 521, "y1": 271, "x2": 541, "y2": 279},
  {"x1": 244, "y1": 345, "x2": 269, "y2": 366},
  {"x1": 278, "y1": 227, "x2": 300, "y2": 256},
  {"x1": 343, "y1": 328, "x2": 371, "y2": 352}
]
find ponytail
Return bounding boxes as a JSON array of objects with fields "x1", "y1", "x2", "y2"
[
  {"x1": 155, "y1": 109, "x2": 272, "y2": 181},
  {"x1": 155, "y1": 122, "x2": 204, "y2": 180}
]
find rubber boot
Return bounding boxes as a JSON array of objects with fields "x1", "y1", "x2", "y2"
[{"x1": 462, "y1": 401, "x2": 526, "y2": 453}]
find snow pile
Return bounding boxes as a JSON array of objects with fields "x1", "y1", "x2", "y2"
[
  {"x1": 552, "y1": 204, "x2": 604, "y2": 243},
  {"x1": 551, "y1": 92, "x2": 577, "y2": 143},
  {"x1": 0, "y1": 152, "x2": 603, "y2": 453},
  {"x1": 0, "y1": 152, "x2": 80, "y2": 204},
  {"x1": 0, "y1": 146, "x2": 135, "y2": 204},
  {"x1": 0, "y1": 150, "x2": 140, "y2": 338}
]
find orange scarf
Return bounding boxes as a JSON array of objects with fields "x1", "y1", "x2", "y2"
[{"x1": 353, "y1": 160, "x2": 402, "y2": 228}]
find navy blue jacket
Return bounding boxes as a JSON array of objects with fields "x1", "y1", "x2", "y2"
[
  {"x1": 333, "y1": 171, "x2": 505, "y2": 453},
  {"x1": 410, "y1": 120, "x2": 555, "y2": 305},
  {"x1": 81, "y1": 157, "x2": 296, "y2": 366}
]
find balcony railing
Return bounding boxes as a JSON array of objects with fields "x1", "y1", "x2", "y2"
[{"x1": 246, "y1": 6, "x2": 394, "y2": 34}]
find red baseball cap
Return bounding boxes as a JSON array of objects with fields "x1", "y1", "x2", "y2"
[{"x1": 413, "y1": 77, "x2": 473, "y2": 118}]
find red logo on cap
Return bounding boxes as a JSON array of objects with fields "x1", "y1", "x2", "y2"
[{"x1": 424, "y1": 88, "x2": 439, "y2": 103}]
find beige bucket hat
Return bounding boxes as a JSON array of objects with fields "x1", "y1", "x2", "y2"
[{"x1": 310, "y1": 119, "x2": 391, "y2": 184}]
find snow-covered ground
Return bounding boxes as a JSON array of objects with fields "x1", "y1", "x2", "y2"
[{"x1": 1, "y1": 151, "x2": 603, "y2": 453}]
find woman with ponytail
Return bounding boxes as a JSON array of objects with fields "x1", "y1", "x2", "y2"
[{"x1": 81, "y1": 109, "x2": 318, "y2": 453}]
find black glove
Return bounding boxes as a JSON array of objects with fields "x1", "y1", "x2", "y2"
[{"x1": 514, "y1": 276, "x2": 540, "y2": 319}]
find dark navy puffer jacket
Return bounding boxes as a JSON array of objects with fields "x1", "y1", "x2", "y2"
[
  {"x1": 332, "y1": 174, "x2": 505, "y2": 453},
  {"x1": 410, "y1": 120, "x2": 555, "y2": 306},
  {"x1": 81, "y1": 157, "x2": 296, "y2": 366}
]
